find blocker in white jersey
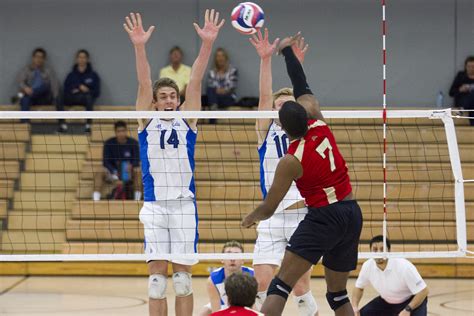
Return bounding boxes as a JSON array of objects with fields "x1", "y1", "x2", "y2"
[
  {"x1": 206, "y1": 266, "x2": 255, "y2": 309},
  {"x1": 138, "y1": 117, "x2": 198, "y2": 265},
  {"x1": 255, "y1": 120, "x2": 306, "y2": 266}
]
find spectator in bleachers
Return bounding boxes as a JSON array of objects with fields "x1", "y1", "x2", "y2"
[
  {"x1": 159, "y1": 46, "x2": 191, "y2": 101},
  {"x1": 351, "y1": 236, "x2": 429, "y2": 316},
  {"x1": 58, "y1": 49, "x2": 101, "y2": 133},
  {"x1": 93, "y1": 121, "x2": 141, "y2": 201},
  {"x1": 210, "y1": 272, "x2": 262, "y2": 316},
  {"x1": 206, "y1": 47, "x2": 238, "y2": 110},
  {"x1": 449, "y1": 56, "x2": 474, "y2": 126},
  {"x1": 14, "y1": 48, "x2": 59, "y2": 115}
]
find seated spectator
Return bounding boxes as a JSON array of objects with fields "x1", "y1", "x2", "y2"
[
  {"x1": 207, "y1": 48, "x2": 238, "y2": 110},
  {"x1": 449, "y1": 56, "x2": 474, "y2": 126},
  {"x1": 93, "y1": 121, "x2": 141, "y2": 201},
  {"x1": 199, "y1": 241, "x2": 254, "y2": 316},
  {"x1": 159, "y1": 46, "x2": 191, "y2": 101},
  {"x1": 211, "y1": 272, "x2": 262, "y2": 316},
  {"x1": 58, "y1": 49, "x2": 101, "y2": 133},
  {"x1": 352, "y1": 236, "x2": 429, "y2": 316},
  {"x1": 14, "y1": 48, "x2": 59, "y2": 115}
]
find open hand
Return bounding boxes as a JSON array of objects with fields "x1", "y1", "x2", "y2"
[
  {"x1": 193, "y1": 9, "x2": 225, "y2": 43},
  {"x1": 123, "y1": 12, "x2": 155, "y2": 46},
  {"x1": 292, "y1": 36, "x2": 309, "y2": 64},
  {"x1": 249, "y1": 28, "x2": 280, "y2": 59},
  {"x1": 277, "y1": 32, "x2": 303, "y2": 55}
]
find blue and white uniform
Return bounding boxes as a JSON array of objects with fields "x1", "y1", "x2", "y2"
[
  {"x1": 254, "y1": 121, "x2": 307, "y2": 266},
  {"x1": 138, "y1": 118, "x2": 198, "y2": 265},
  {"x1": 205, "y1": 266, "x2": 254, "y2": 310}
]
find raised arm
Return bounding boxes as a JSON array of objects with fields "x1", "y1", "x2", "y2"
[
  {"x1": 123, "y1": 12, "x2": 155, "y2": 112},
  {"x1": 182, "y1": 9, "x2": 224, "y2": 113},
  {"x1": 250, "y1": 29, "x2": 280, "y2": 143},
  {"x1": 278, "y1": 33, "x2": 324, "y2": 121}
]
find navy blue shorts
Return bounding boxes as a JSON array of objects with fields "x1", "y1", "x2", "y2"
[{"x1": 286, "y1": 200, "x2": 363, "y2": 272}]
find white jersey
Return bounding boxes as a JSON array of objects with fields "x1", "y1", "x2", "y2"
[
  {"x1": 138, "y1": 118, "x2": 196, "y2": 201},
  {"x1": 258, "y1": 121, "x2": 304, "y2": 213},
  {"x1": 210, "y1": 266, "x2": 254, "y2": 306}
]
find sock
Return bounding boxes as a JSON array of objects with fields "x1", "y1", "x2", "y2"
[
  {"x1": 294, "y1": 291, "x2": 318, "y2": 316},
  {"x1": 255, "y1": 290, "x2": 267, "y2": 311}
]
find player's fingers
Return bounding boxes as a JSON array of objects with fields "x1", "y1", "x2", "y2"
[
  {"x1": 214, "y1": 11, "x2": 220, "y2": 25},
  {"x1": 125, "y1": 16, "x2": 134, "y2": 30},
  {"x1": 147, "y1": 25, "x2": 155, "y2": 35},
  {"x1": 249, "y1": 37, "x2": 258, "y2": 48},
  {"x1": 210, "y1": 9, "x2": 215, "y2": 24},
  {"x1": 251, "y1": 33, "x2": 259, "y2": 43},
  {"x1": 123, "y1": 23, "x2": 132, "y2": 34},
  {"x1": 302, "y1": 44, "x2": 309, "y2": 54},
  {"x1": 264, "y1": 28, "x2": 269, "y2": 41},
  {"x1": 193, "y1": 22, "x2": 201, "y2": 33},
  {"x1": 130, "y1": 12, "x2": 138, "y2": 28},
  {"x1": 272, "y1": 38, "x2": 281, "y2": 50},
  {"x1": 217, "y1": 19, "x2": 225, "y2": 29},
  {"x1": 204, "y1": 9, "x2": 209, "y2": 23},
  {"x1": 136, "y1": 12, "x2": 143, "y2": 27}
]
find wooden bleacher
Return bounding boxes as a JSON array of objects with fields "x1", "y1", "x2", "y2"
[{"x1": 0, "y1": 105, "x2": 472, "y2": 277}]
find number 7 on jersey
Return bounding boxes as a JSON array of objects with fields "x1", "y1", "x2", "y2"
[{"x1": 316, "y1": 138, "x2": 336, "y2": 172}]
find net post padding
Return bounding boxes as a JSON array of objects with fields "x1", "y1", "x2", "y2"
[{"x1": 439, "y1": 109, "x2": 468, "y2": 254}]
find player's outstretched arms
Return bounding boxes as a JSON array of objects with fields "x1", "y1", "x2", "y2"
[
  {"x1": 242, "y1": 155, "x2": 302, "y2": 228},
  {"x1": 182, "y1": 9, "x2": 225, "y2": 114},
  {"x1": 124, "y1": 12, "x2": 155, "y2": 112},
  {"x1": 278, "y1": 33, "x2": 323, "y2": 121},
  {"x1": 250, "y1": 28, "x2": 280, "y2": 144}
]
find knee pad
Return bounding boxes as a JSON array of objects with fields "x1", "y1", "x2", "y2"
[
  {"x1": 148, "y1": 274, "x2": 167, "y2": 300},
  {"x1": 172, "y1": 271, "x2": 193, "y2": 297},
  {"x1": 267, "y1": 277, "x2": 292, "y2": 300},
  {"x1": 255, "y1": 291, "x2": 267, "y2": 311},
  {"x1": 294, "y1": 291, "x2": 318, "y2": 316},
  {"x1": 326, "y1": 289, "x2": 350, "y2": 311}
]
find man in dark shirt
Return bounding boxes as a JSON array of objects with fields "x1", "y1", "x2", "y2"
[
  {"x1": 93, "y1": 121, "x2": 141, "y2": 200},
  {"x1": 449, "y1": 56, "x2": 474, "y2": 126}
]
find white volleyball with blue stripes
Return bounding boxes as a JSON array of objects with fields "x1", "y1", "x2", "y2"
[{"x1": 231, "y1": 2, "x2": 264, "y2": 35}]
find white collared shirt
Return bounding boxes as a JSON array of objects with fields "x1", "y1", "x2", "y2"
[{"x1": 355, "y1": 258, "x2": 427, "y2": 304}]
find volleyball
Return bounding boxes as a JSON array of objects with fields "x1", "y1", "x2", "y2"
[{"x1": 231, "y1": 2, "x2": 264, "y2": 35}]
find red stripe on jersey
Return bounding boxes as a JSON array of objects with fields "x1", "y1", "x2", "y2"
[{"x1": 287, "y1": 119, "x2": 352, "y2": 208}]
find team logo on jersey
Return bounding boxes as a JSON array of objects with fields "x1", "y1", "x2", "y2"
[
  {"x1": 311, "y1": 136, "x2": 318, "y2": 141},
  {"x1": 156, "y1": 124, "x2": 162, "y2": 130},
  {"x1": 172, "y1": 121, "x2": 181, "y2": 127}
]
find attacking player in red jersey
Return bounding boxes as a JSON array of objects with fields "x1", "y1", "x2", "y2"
[{"x1": 242, "y1": 33, "x2": 363, "y2": 316}]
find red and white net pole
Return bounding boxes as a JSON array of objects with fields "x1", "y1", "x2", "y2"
[{"x1": 382, "y1": 0, "x2": 388, "y2": 254}]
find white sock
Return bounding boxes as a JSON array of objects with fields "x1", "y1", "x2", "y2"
[
  {"x1": 255, "y1": 290, "x2": 267, "y2": 311},
  {"x1": 93, "y1": 191, "x2": 101, "y2": 201},
  {"x1": 294, "y1": 291, "x2": 318, "y2": 316},
  {"x1": 134, "y1": 191, "x2": 142, "y2": 201}
]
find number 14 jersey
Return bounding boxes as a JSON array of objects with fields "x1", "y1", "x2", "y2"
[
  {"x1": 138, "y1": 118, "x2": 196, "y2": 202},
  {"x1": 287, "y1": 119, "x2": 352, "y2": 208}
]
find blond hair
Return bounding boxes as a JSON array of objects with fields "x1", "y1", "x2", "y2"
[
  {"x1": 153, "y1": 77, "x2": 179, "y2": 102},
  {"x1": 222, "y1": 240, "x2": 244, "y2": 253},
  {"x1": 272, "y1": 87, "x2": 294, "y2": 107}
]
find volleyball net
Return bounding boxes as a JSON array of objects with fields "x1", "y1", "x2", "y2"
[{"x1": 0, "y1": 109, "x2": 471, "y2": 262}]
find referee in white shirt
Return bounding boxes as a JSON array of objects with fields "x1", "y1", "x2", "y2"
[{"x1": 352, "y1": 236, "x2": 429, "y2": 316}]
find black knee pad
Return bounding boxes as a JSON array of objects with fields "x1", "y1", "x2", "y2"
[
  {"x1": 326, "y1": 289, "x2": 350, "y2": 311},
  {"x1": 267, "y1": 277, "x2": 292, "y2": 300}
]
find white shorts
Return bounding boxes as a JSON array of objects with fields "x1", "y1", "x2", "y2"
[
  {"x1": 139, "y1": 200, "x2": 198, "y2": 265},
  {"x1": 253, "y1": 208, "x2": 307, "y2": 266}
]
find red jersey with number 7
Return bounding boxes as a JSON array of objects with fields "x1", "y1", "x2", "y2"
[{"x1": 287, "y1": 119, "x2": 352, "y2": 208}]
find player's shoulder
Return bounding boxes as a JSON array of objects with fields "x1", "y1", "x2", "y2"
[
  {"x1": 242, "y1": 266, "x2": 254, "y2": 275},
  {"x1": 104, "y1": 137, "x2": 116, "y2": 145},
  {"x1": 210, "y1": 267, "x2": 225, "y2": 284}
]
